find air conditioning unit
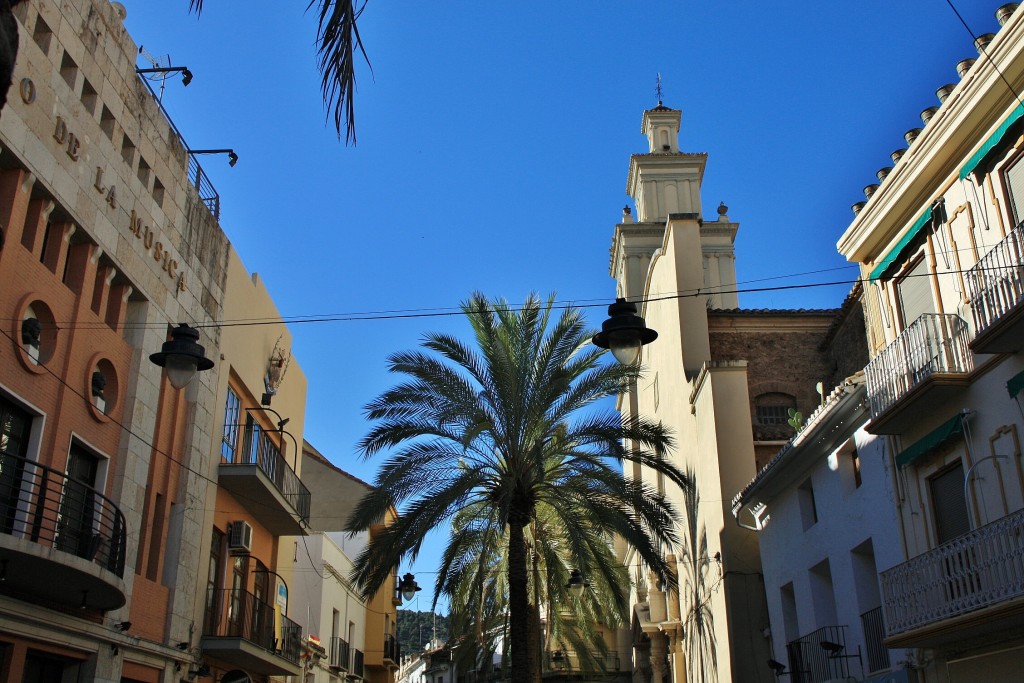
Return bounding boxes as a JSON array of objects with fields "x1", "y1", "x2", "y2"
[{"x1": 228, "y1": 520, "x2": 253, "y2": 554}]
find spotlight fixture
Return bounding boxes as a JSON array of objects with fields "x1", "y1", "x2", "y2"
[
  {"x1": 767, "y1": 659, "x2": 788, "y2": 675},
  {"x1": 176, "y1": 642, "x2": 190, "y2": 651},
  {"x1": 819, "y1": 640, "x2": 843, "y2": 655},
  {"x1": 114, "y1": 621, "x2": 132, "y2": 632},
  {"x1": 135, "y1": 66, "x2": 193, "y2": 87},
  {"x1": 189, "y1": 149, "x2": 238, "y2": 167}
]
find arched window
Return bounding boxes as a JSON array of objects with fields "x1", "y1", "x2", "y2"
[{"x1": 754, "y1": 392, "x2": 797, "y2": 429}]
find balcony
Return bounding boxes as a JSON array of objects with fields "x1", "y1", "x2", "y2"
[
  {"x1": 329, "y1": 636, "x2": 351, "y2": 672},
  {"x1": 383, "y1": 633, "x2": 400, "y2": 665},
  {"x1": 0, "y1": 450, "x2": 126, "y2": 611},
  {"x1": 864, "y1": 313, "x2": 972, "y2": 434},
  {"x1": 880, "y1": 507, "x2": 1024, "y2": 648},
  {"x1": 219, "y1": 425, "x2": 311, "y2": 535},
  {"x1": 202, "y1": 588, "x2": 302, "y2": 676},
  {"x1": 965, "y1": 219, "x2": 1024, "y2": 353},
  {"x1": 785, "y1": 625, "x2": 854, "y2": 683},
  {"x1": 860, "y1": 606, "x2": 889, "y2": 674},
  {"x1": 543, "y1": 650, "x2": 623, "y2": 676}
]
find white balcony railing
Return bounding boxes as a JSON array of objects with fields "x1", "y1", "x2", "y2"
[
  {"x1": 880, "y1": 507, "x2": 1024, "y2": 636},
  {"x1": 965, "y1": 219, "x2": 1024, "y2": 337},
  {"x1": 864, "y1": 313, "x2": 973, "y2": 417}
]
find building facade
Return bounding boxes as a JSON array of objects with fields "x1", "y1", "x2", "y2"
[
  {"x1": 836, "y1": 4, "x2": 1024, "y2": 681},
  {"x1": 608, "y1": 103, "x2": 865, "y2": 683}
]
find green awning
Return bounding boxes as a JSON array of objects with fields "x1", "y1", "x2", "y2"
[
  {"x1": 1008, "y1": 369, "x2": 1024, "y2": 399},
  {"x1": 895, "y1": 413, "x2": 965, "y2": 468},
  {"x1": 959, "y1": 102, "x2": 1024, "y2": 180},
  {"x1": 868, "y1": 207, "x2": 933, "y2": 281}
]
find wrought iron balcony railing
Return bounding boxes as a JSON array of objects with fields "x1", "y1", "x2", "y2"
[
  {"x1": 205, "y1": 588, "x2": 301, "y2": 664},
  {"x1": 785, "y1": 625, "x2": 851, "y2": 683},
  {"x1": 329, "y1": 636, "x2": 351, "y2": 671},
  {"x1": 860, "y1": 606, "x2": 888, "y2": 673},
  {"x1": 352, "y1": 649, "x2": 364, "y2": 678},
  {"x1": 880, "y1": 507, "x2": 1024, "y2": 636},
  {"x1": 0, "y1": 449, "x2": 126, "y2": 577},
  {"x1": 383, "y1": 632, "x2": 400, "y2": 663},
  {"x1": 543, "y1": 649, "x2": 622, "y2": 672},
  {"x1": 222, "y1": 424, "x2": 311, "y2": 524},
  {"x1": 966, "y1": 219, "x2": 1024, "y2": 335},
  {"x1": 864, "y1": 313, "x2": 972, "y2": 417}
]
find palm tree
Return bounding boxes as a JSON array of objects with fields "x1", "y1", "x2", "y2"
[
  {"x1": 680, "y1": 468, "x2": 718, "y2": 683},
  {"x1": 345, "y1": 292, "x2": 690, "y2": 683},
  {"x1": 189, "y1": 0, "x2": 368, "y2": 143}
]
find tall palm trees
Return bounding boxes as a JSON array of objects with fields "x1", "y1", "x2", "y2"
[
  {"x1": 345, "y1": 292, "x2": 689, "y2": 682},
  {"x1": 189, "y1": 0, "x2": 367, "y2": 143}
]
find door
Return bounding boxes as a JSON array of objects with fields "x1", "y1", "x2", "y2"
[
  {"x1": 0, "y1": 397, "x2": 31, "y2": 534},
  {"x1": 56, "y1": 444, "x2": 100, "y2": 559}
]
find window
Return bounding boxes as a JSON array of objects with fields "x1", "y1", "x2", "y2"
[
  {"x1": 851, "y1": 448, "x2": 862, "y2": 489},
  {"x1": 798, "y1": 477, "x2": 818, "y2": 530},
  {"x1": 1003, "y1": 152, "x2": 1024, "y2": 225},
  {"x1": 755, "y1": 393, "x2": 797, "y2": 428},
  {"x1": 930, "y1": 461, "x2": 970, "y2": 544},
  {"x1": 896, "y1": 256, "x2": 935, "y2": 328},
  {"x1": 221, "y1": 388, "x2": 241, "y2": 462}
]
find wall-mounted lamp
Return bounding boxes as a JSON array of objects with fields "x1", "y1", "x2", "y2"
[
  {"x1": 136, "y1": 66, "x2": 193, "y2": 87},
  {"x1": 114, "y1": 621, "x2": 132, "y2": 632},
  {"x1": 176, "y1": 641, "x2": 190, "y2": 651},
  {"x1": 398, "y1": 573, "x2": 421, "y2": 602},
  {"x1": 189, "y1": 148, "x2": 238, "y2": 167},
  {"x1": 149, "y1": 323, "x2": 215, "y2": 389},
  {"x1": 592, "y1": 298, "x2": 658, "y2": 366},
  {"x1": 188, "y1": 665, "x2": 211, "y2": 680}
]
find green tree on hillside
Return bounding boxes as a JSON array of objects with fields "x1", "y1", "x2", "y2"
[{"x1": 345, "y1": 292, "x2": 689, "y2": 683}]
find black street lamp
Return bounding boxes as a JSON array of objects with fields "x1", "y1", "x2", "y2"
[
  {"x1": 592, "y1": 298, "x2": 658, "y2": 366},
  {"x1": 398, "y1": 572, "x2": 422, "y2": 602},
  {"x1": 136, "y1": 66, "x2": 193, "y2": 87},
  {"x1": 149, "y1": 323, "x2": 214, "y2": 389},
  {"x1": 565, "y1": 569, "x2": 589, "y2": 597}
]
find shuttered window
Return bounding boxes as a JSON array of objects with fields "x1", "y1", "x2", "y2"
[
  {"x1": 1004, "y1": 154, "x2": 1024, "y2": 224},
  {"x1": 896, "y1": 258, "x2": 935, "y2": 328},
  {"x1": 930, "y1": 461, "x2": 970, "y2": 545}
]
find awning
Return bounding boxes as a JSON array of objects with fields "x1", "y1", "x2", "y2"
[
  {"x1": 1008, "y1": 369, "x2": 1024, "y2": 399},
  {"x1": 959, "y1": 102, "x2": 1024, "y2": 180},
  {"x1": 868, "y1": 207, "x2": 933, "y2": 281},
  {"x1": 895, "y1": 413, "x2": 965, "y2": 468}
]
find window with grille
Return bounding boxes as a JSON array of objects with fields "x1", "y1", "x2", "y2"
[
  {"x1": 755, "y1": 393, "x2": 796, "y2": 427},
  {"x1": 221, "y1": 388, "x2": 241, "y2": 463}
]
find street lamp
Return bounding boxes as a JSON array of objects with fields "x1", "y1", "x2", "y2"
[
  {"x1": 149, "y1": 323, "x2": 214, "y2": 389},
  {"x1": 136, "y1": 65, "x2": 193, "y2": 87},
  {"x1": 399, "y1": 572, "x2": 421, "y2": 602},
  {"x1": 189, "y1": 149, "x2": 239, "y2": 167},
  {"x1": 565, "y1": 569, "x2": 588, "y2": 597},
  {"x1": 592, "y1": 298, "x2": 658, "y2": 366}
]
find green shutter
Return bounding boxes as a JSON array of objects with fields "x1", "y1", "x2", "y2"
[
  {"x1": 1008, "y1": 369, "x2": 1024, "y2": 399},
  {"x1": 895, "y1": 413, "x2": 965, "y2": 468},
  {"x1": 868, "y1": 207, "x2": 934, "y2": 282},
  {"x1": 959, "y1": 102, "x2": 1024, "y2": 180}
]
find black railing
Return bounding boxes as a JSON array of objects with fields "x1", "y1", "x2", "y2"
[
  {"x1": 223, "y1": 424, "x2": 311, "y2": 524},
  {"x1": 544, "y1": 650, "x2": 621, "y2": 672},
  {"x1": 329, "y1": 636, "x2": 351, "y2": 671},
  {"x1": 860, "y1": 607, "x2": 888, "y2": 673},
  {"x1": 205, "y1": 588, "x2": 300, "y2": 664},
  {"x1": 352, "y1": 649, "x2": 364, "y2": 678},
  {"x1": 0, "y1": 449, "x2": 126, "y2": 576},
  {"x1": 383, "y1": 632, "x2": 400, "y2": 663},
  {"x1": 786, "y1": 625, "x2": 851, "y2": 683}
]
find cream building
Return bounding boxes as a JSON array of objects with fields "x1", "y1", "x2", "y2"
[
  {"x1": 608, "y1": 103, "x2": 866, "y2": 683},
  {"x1": 836, "y1": 3, "x2": 1024, "y2": 681}
]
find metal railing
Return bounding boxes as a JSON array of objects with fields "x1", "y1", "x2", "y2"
[
  {"x1": 352, "y1": 649, "x2": 364, "y2": 678},
  {"x1": 860, "y1": 606, "x2": 889, "y2": 673},
  {"x1": 136, "y1": 77, "x2": 220, "y2": 220},
  {"x1": 786, "y1": 625, "x2": 851, "y2": 683},
  {"x1": 880, "y1": 507, "x2": 1024, "y2": 636},
  {"x1": 204, "y1": 588, "x2": 301, "y2": 664},
  {"x1": 864, "y1": 313, "x2": 973, "y2": 417},
  {"x1": 383, "y1": 633, "x2": 400, "y2": 663},
  {"x1": 329, "y1": 637, "x2": 350, "y2": 671},
  {"x1": 0, "y1": 450, "x2": 126, "y2": 577},
  {"x1": 222, "y1": 424, "x2": 311, "y2": 524},
  {"x1": 965, "y1": 219, "x2": 1024, "y2": 337},
  {"x1": 543, "y1": 650, "x2": 622, "y2": 672}
]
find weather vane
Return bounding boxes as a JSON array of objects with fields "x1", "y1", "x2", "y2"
[{"x1": 655, "y1": 72, "x2": 663, "y2": 105}]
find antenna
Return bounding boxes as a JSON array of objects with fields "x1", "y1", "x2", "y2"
[
  {"x1": 138, "y1": 45, "x2": 172, "y2": 102},
  {"x1": 655, "y1": 72, "x2": 663, "y2": 105}
]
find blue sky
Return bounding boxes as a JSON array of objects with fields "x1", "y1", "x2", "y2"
[{"x1": 123, "y1": 1, "x2": 1001, "y2": 613}]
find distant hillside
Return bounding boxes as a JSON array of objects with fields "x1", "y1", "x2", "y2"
[{"x1": 397, "y1": 609, "x2": 450, "y2": 655}]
